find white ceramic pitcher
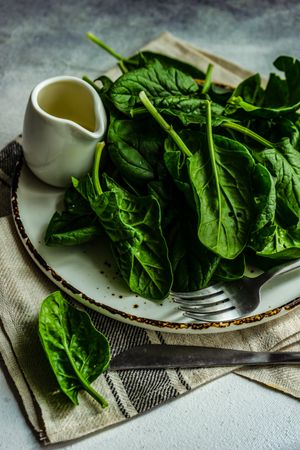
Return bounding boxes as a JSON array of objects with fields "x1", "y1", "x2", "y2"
[{"x1": 22, "y1": 75, "x2": 107, "y2": 187}]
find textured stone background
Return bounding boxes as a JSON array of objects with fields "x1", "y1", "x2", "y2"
[
  {"x1": 1, "y1": 0, "x2": 300, "y2": 147},
  {"x1": 1, "y1": 2, "x2": 300, "y2": 449}
]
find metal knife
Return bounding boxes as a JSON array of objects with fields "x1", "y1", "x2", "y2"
[{"x1": 109, "y1": 344, "x2": 300, "y2": 370}]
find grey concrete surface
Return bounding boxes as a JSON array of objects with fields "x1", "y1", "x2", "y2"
[
  {"x1": 1, "y1": 0, "x2": 300, "y2": 147},
  {"x1": 1, "y1": 1, "x2": 300, "y2": 449}
]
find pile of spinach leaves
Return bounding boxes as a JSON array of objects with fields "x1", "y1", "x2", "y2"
[{"x1": 45, "y1": 34, "x2": 300, "y2": 300}]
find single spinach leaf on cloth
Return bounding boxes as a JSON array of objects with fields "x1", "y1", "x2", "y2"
[
  {"x1": 72, "y1": 144, "x2": 173, "y2": 300},
  {"x1": 107, "y1": 115, "x2": 165, "y2": 185},
  {"x1": 38, "y1": 291, "x2": 110, "y2": 407},
  {"x1": 187, "y1": 106, "x2": 255, "y2": 259},
  {"x1": 110, "y1": 59, "x2": 224, "y2": 126}
]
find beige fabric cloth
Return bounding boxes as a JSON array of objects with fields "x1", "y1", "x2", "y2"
[{"x1": 0, "y1": 33, "x2": 300, "y2": 445}]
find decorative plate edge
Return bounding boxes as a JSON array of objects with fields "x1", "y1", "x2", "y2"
[{"x1": 11, "y1": 156, "x2": 300, "y2": 332}]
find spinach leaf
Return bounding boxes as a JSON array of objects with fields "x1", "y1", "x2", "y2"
[
  {"x1": 188, "y1": 104, "x2": 255, "y2": 259},
  {"x1": 154, "y1": 95, "x2": 225, "y2": 126},
  {"x1": 271, "y1": 118, "x2": 300, "y2": 147},
  {"x1": 94, "y1": 75, "x2": 115, "y2": 110},
  {"x1": 124, "y1": 50, "x2": 206, "y2": 79},
  {"x1": 273, "y1": 56, "x2": 300, "y2": 106},
  {"x1": 256, "y1": 224, "x2": 300, "y2": 260},
  {"x1": 107, "y1": 116, "x2": 165, "y2": 185},
  {"x1": 147, "y1": 178, "x2": 178, "y2": 230},
  {"x1": 39, "y1": 291, "x2": 110, "y2": 407},
  {"x1": 110, "y1": 59, "x2": 198, "y2": 112},
  {"x1": 110, "y1": 60, "x2": 224, "y2": 125},
  {"x1": 220, "y1": 121, "x2": 274, "y2": 149},
  {"x1": 213, "y1": 253, "x2": 245, "y2": 281},
  {"x1": 167, "y1": 207, "x2": 220, "y2": 291},
  {"x1": 45, "y1": 186, "x2": 100, "y2": 246},
  {"x1": 139, "y1": 93, "x2": 255, "y2": 259},
  {"x1": 148, "y1": 173, "x2": 221, "y2": 291},
  {"x1": 249, "y1": 157, "x2": 300, "y2": 259},
  {"x1": 226, "y1": 74, "x2": 264, "y2": 114},
  {"x1": 262, "y1": 73, "x2": 288, "y2": 108},
  {"x1": 249, "y1": 163, "x2": 276, "y2": 251},
  {"x1": 246, "y1": 249, "x2": 288, "y2": 271},
  {"x1": 250, "y1": 138, "x2": 300, "y2": 227},
  {"x1": 249, "y1": 118, "x2": 300, "y2": 148},
  {"x1": 209, "y1": 83, "x2": 234, "y2": 106},
  {"x1": 164, "y1": 135, "x2": 195, "y2": 207},
  {"x1": 94, "y1": 175, "x2": 173, "y2": 300},
  {"x1": 226, "y1": 95, "x2": 300, "y2": 118},
  {"x1": 45, "y1": 211, "x2": 100, "y2": 246},
  {"x1": 64, "y1": 185, "x2": 95, "y2": 217},
  {"x1": 248, "y1": 149, "x2": 300, "y2": 259},
  {"x1": 226, "y1": 56, "x2": 300, "y2": 118},
  {"x1": 73, "y1": 144, "x2": 173, "y2": 300}
]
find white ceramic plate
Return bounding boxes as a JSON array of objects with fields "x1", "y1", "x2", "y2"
[{"x1": 11, "y1": 159, "x2": 300, "y2": 334}]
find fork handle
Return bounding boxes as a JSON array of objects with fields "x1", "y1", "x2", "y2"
[{"x1": 256, "y1": 258, "x2": 300, "y2": 286}]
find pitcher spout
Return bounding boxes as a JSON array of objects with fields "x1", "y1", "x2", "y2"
[
  {"x1": 32, "y1": 75, "x2": 107, "y2": 139},
  {"x1": 22, "y1": 75, "x2": 107, "y2": 187}
]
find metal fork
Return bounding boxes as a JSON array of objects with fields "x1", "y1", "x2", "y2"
[{"x1": 172, "y1": 259, "x2": 300, "y2": 322}]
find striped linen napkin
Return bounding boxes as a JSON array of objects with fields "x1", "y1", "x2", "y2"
[{"x1": 0, "y1": 33, "x2": 300, "y2": 444}]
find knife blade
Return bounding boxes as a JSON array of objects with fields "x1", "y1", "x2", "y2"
[{"x1": 109, "y1": 344, "x2": 300, "y2": 370}]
